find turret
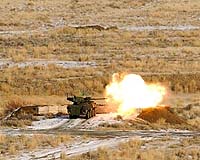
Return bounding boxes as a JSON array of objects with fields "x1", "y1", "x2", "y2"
[{"x1": 67, "y1": 96, "x2": 106, "y2": 104}]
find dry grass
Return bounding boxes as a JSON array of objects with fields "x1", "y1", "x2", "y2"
[
  {"x1": 0, "y1": 134, "x2": 72, "y2": 156},
  {"x1": 0, "y1": 64, "x2": 199, "y2": 96},
  {"x1": 0, "y1": 0, "x2": 199, "y2": 130},
  {"x1": 0, "y1": 95, "x2": 67, "y2": 124},
  {"x1": 0, "y1": 95, "x2": 31, "y2": 123},
  {"x1": 68, "y1": 137, "x2": 200, "y2": 160},
  {"x1": 0, "y1": 0, "x2": 199, "y2": 74},
  {"x1": 0, "y1": 1, "x2": 199, "y2": 159},
  {"x1": 0, "y1": 0, "x2": 200, "y2": 31},
  {"x1": 0, "y1": 9, "x2": 200, "y2": 97},
  {"x1": 0, "y1": 24, "x2": 199, "y2": 97},
  {"x1": 99, "y1": 118, "x2": 195, "y2": 131},
  {"x1": 173, "y1": 103, "x2": 200, "y2": 130},
  {"x1": 0, "y1": 119, "x2": 32, "y2": 128},
  {"x1": 187, "y1": 118, "x2": 200, "y2": 129}
]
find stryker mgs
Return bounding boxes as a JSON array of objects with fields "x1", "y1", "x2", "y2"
[{"x1": 67, "y1": 96, "x2": 106, "y2": 119}]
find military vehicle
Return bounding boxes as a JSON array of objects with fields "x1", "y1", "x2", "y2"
[{"x1": 67, "y1": 96, "x2": 105, "y2": 119}]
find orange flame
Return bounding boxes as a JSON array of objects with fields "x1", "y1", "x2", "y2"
[{"x1": 105, "y1": 73, "x2": 166, "y2": 116}]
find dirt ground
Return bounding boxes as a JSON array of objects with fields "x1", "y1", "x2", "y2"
[
  {"x1": 0, "y1": 112, "x2": 199, "y2": 160},
  {"x1": 0, "y1": 0, "x2": 199, "y2": 159}
]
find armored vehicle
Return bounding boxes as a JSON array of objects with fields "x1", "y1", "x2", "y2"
[{"x1": 67, "y1": 96, "x2": 105, "y2": 119}]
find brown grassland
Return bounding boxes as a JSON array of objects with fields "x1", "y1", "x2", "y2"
[
  {"x1": 0, "y1": 0, "x2": 199, "y2": 159},
  {"x1": 67, "y1": 137, "x2": 200, "y2": 160},
  {"x1": 0, "y1": 134, "x2": 72, "y2": 155},
  {"x1": 0, "y1": 0, "x2": 199, "y2": 102}
]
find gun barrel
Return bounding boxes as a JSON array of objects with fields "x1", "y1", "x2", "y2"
[
  {"x1": 91, "y1": 98, "x2": 107, "y2": 100},
  {"x1": 67, "y1": 97, "x2": 74, "y2": 101}
]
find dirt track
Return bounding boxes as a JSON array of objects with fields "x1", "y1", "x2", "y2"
[
  {"x1": 1, "y1": 114, "x2": 199, "y2": 160},
  {"x1": 11, "y1": 130, "x2": 200, "y2": 160},
  {"x1": 1, "y1": 127, "x2": 199, "y2": 138},
  {"x1": 1, "y1": 113, "x2": 199, "y2": 136},
  {"x1": 1, "y1": 114, "x2": 199, "y2": 137},
  {"x1": 1, "y1": 127, "x2": 199, "y2": 160}
]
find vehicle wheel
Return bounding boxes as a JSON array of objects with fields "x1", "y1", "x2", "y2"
[
  {"x1": 69, "y1": 115, "x2": 73, "y2": 119},
  {"x1": 91, "y1": 109, "x2": 93, "y2": 117},
  {"x1": 86, "y1": 111, "x2": 90, "y2": 119},
  {"x1": 90, "y1": 110, "x2": 92, "y2": 118}
]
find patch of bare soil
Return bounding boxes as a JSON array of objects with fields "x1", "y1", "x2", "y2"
[{"x1": 137, "y1": 106, "x2": 186, "y2": 124}]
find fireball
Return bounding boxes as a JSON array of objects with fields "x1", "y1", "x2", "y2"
[{"x1": 105, "y1": 73, "x2": 166, "y2": 116}]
